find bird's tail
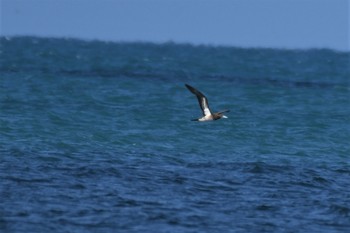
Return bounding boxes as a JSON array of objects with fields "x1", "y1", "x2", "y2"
[{"x1": 191, "y1": 119, "x2": 199, "y2": 121}]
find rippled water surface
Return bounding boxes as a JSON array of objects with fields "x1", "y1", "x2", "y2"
[{"x1": 1, "y1": 37, "x2": 350, "y2": 232}]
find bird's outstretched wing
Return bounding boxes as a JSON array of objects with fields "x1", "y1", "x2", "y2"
[{"x1": 185, "y1": 84, "x2": 212, "y2": 117}]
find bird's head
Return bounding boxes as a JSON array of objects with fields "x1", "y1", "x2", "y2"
[{"x1": 217, "y1": 110, "x2": 229, "y2": 119}]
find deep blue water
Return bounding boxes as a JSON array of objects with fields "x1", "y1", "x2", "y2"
[{"x1": 1, "y1": 37, "x2": 350, "y2": 232}]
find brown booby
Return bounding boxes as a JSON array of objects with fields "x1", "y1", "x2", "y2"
[{"x1": 185, "y1": 84, "x2": 229, "y2": 121}]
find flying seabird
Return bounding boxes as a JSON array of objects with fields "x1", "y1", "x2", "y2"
[{"x1": 185, "y1": 84, "x2": 229, "y2": 121}]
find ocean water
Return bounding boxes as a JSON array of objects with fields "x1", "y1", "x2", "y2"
[{"x1": 0, "y1": 37, "x2": 349, "y2": 233}]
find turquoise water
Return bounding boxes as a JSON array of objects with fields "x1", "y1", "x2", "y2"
[{"x1": 1, "y1": 37, "x2": 350, "y2": 232}]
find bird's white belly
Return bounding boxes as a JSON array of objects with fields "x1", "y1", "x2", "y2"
[{"x1": 198, "y1": 115, "x2": 214, "y2": 121}]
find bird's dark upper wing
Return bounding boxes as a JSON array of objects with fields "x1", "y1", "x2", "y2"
[{"x1": 185, "y1": 84, "x2": 212, "y2": 116}]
